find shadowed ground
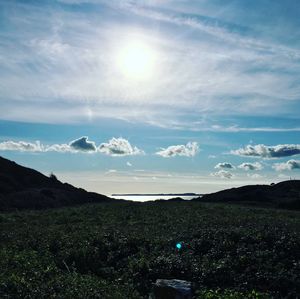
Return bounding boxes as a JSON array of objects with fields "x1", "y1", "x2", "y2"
[{"x1": 1, "y1": 201, "x2": 299, "y2": 298}]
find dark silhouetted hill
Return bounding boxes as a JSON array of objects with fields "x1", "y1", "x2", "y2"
[
  {"x1": 0, "y1": 156, "x2": 112, "y2": 211},
  {"x1": 192, "y1": 180, "x2": 300, "y2": 209}
]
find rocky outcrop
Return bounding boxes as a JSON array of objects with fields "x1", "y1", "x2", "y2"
[{"x1": 151, "y1": 279, "x2": 192, "y2": 299}]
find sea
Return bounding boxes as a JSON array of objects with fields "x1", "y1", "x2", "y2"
[{"x1": 110, "y1": 194, "x2": 202, "y2": 202}]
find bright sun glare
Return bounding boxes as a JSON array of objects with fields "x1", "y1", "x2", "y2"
[{"x1": 117, "y1": 41, "x2": 156, "y2": 80}]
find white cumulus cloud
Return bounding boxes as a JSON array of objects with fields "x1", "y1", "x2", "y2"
[
  {"x1": 69, "y1": 136, "x2": 97, "y2": 152},
  {"x1": 98, "y1": 138, "x2": 144, "y2": 156},
  {"x1": 272, "y1": 160, "x2": 300, "y2": 171},
  {"x1": 156, "y1": 142, "x2": 198, "y2": 158},
  {"x1": 0, "y1": 136, "x2": 96, "y2": 154},
  {"x1": 231, "y1": 144, "x2": 300, "y2": 158},
  {"x1": 0, "y1": 140, "x2": 43, "y2": 152},
  {"x1": 211, "y1": 170, "x2": 233, "y2": 179},
  {"x1": 215, "y1": 162, "x2": 234, "y2": 169},
  {"x1": 238, "y1": 162, "x2": 263, "y2": 171},
  {"x1": 46, "y1": 136, "x2": 97, "y2": 153},
  {"x1": 46, "y1": 143, "x2": 73, "y2": 153}
]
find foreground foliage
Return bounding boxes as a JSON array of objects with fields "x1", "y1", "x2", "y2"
[{"x1": 0, "y1": 202, "x2": 299, "y2": 298}]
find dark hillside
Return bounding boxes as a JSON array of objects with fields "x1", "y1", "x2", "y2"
[
  {"x1": 193, "y1": 180, "x2": 300, "y2": 209},
  {"x1": 0, "y1": 156, "x2": 112, "y2": 211}
]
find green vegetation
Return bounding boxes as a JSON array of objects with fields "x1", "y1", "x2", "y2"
[{"x1": 1, "y1": 201, "x2": 299, "y2": 298}]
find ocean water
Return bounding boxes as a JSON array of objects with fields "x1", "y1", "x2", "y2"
[{"x1": 110, "y1": 194, "x2": 201, "y2": 202}]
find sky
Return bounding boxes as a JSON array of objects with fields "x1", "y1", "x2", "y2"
[{"x1": 0, "y1": 0, "x2": 300, "y2": 195}]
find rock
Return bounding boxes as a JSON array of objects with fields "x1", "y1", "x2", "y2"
[{"x1": 152, "y1": 279, "x2": 192, "y2": 299}]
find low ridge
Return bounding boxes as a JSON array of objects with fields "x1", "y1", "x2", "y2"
[
  {"x1": 0, "y1": 156, "x2": 112, "y2": 211},
  {"x1": 192, "y1": 180, "x2": 300, "y2": 209}
]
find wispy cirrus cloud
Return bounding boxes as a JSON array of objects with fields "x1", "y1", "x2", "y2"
[
  {"x1": 201, "y1": 126, "x2": 300, "y2": 133},
  {"x1": 142, "y1": 119, "x2": 300, "y2": 133},
  {"x1": 156, "y1": 142, "x2": 198, "y2": 158},
  {"x1": 272, "y1": 160, "x2": 300, "y2": 171},
  {"x1": 129, "y1": 5, "x2": 300, "y2": 60},
  {"x1": 0, "y1": 0, "x2": 299, "y2": 130},
  {"x1": 231, "y1": 144, "x2": 300, "y2": 159}
]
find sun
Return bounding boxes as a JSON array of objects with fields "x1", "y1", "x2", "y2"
[{"x1": 117, "y1": 41, "x2": 156, "y2": 80}]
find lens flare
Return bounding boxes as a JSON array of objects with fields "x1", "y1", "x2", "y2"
[{"x1": 176, "y1": 243, "x2": 182, "y2": 249}]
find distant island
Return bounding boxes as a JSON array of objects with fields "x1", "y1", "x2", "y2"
[{"x1": 111, "y1": 193, "x2": 202, "y2": 196}]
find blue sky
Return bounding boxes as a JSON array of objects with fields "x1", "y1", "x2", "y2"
[{"x1": 0, "y1": 0, "x2": 300, "y2": 195}]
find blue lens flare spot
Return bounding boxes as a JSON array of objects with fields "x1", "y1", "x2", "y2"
[{"x1": 176, "y1": 243, "x2": 182, "y2": 249}]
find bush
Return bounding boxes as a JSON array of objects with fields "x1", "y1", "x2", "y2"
[{"x1": 49, "y1": 172, "x2": 58, "y2": 181}]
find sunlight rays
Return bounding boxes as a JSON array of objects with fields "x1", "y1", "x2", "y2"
[{"x1": 116, "y1": 40, "x2": 157, "y2": 81}]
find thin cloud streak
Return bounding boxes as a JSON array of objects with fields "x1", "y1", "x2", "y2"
[{"x1": 129, "y1": 5, "x2": 300, "y2": 60}]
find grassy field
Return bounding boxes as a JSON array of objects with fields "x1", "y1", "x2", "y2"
[{"x1": 1, "y1": 201, "x2": 299, "y2": 298}]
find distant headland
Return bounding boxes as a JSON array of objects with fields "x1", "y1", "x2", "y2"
[{"x1": 111, "y1": 193, "x2": 202, "y2": 197}]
